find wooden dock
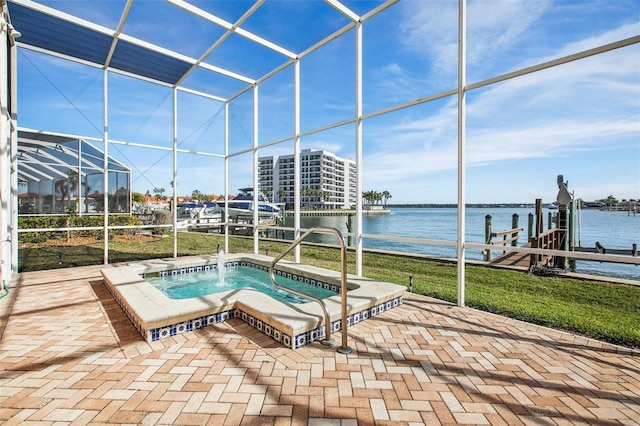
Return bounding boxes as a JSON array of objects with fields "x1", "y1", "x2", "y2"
[
  {"x1": 488, "y1": 244, "x2": 532, "y2": 268},
  {"x1": 484, "y1": 202, "x2": 562, "y2": 270}
]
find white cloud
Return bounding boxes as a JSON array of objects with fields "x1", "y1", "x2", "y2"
[
  {"x1": 398, "y1": 0, "x2": 552, "y2": 76},
  {"x1": 553, "y1": 22, "x2": 640, "y2": 59},
  {"x1": 361, "y1": 21, "x2": 639, "y2": 203}
]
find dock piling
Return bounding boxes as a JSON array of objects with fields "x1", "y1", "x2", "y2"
[{"x1": 484, "y1": 215, "x2": 492, "y2": 261}]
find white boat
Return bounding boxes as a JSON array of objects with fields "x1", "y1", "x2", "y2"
[
  {"x1": 218, "y1": 188, "x2": 282, "y2": 224},
  {"x1": 176, "y1": 202, "x2": 222, "y2": 230}
]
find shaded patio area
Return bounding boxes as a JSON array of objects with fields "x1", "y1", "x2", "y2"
[{"x1": 1, "y1": 265, "x2": 638, "y2": 425}]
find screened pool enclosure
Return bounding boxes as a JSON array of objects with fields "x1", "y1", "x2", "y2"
[
  {"x1": 17, "y1": 130, "x2": 131, "y2": 215},
  {"x1": 1, "y1": 0, "x2": 638, "y2": 302}
]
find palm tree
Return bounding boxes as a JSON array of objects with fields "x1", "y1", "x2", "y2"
[
  {"x1": 313, "y1": 188, "x2": 321, "y2": 207},
  {"x1": 307, "y1": 187, "x2": 317, "y2": 208},
  {"x1": 54, "y1": 169, "x2": 79, "y2": 214},
  {"x1": 362, "y1": 190, "x2": 373, "y2": 206},
  {"x1": 381, "y1": 191, "x2": 392, "y2": 207},
  {"x1": 277, "y1": 187, "x2": 286, "y2": 204},
  {"x1": 321, "y1": 191, "x2": 331, "y2": 209},
  {"x1": 153, "y1": 187, "x2": 166, "y2": 200},
  {"x1": 192, "y1": 189, "x2": 203, "y2": 202}
]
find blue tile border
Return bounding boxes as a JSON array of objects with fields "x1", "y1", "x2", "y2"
[
  {"x1": 148, "y1": 309, "x2": 234, "y2": 342},
  {"x1": 141, "y1": 261, "x2": 344, "y2": 294}
]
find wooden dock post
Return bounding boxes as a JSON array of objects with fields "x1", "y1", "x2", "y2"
[
  {"x1": 484, "y1": 215, "x2": 492, "y2": 261},
  {"x1": 530, "y1": 199, "x2": 543, "y2": 267},
  {"x1": 554, "y1": 177, "x2": 571, "y2": 269},
  {"x1": 511, "y1": 214, "x2": 519, "y2": 247},
  {"x1": 346, "y1": 213, "x2": 353, "y2": 247}
]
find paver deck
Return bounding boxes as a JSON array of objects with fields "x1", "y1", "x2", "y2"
[{"x1": 1, "y1": 264, "x2": 638, "y2": 425}]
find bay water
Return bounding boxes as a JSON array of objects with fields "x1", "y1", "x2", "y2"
[{"x1": 283, "y1": 207, "x2": 639, "y2": 280}]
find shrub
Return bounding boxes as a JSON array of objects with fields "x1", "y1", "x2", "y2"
[
  {"x1": 18, "y1": 214, "x2": 143, "y2": 243},
  {"x1": 152, "y1": 211, "x2": 172, "y2": 236}
]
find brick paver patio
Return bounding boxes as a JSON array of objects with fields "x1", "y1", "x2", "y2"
[{"x1": 1, "y1": 264, "x2": 638, "y2": 425}]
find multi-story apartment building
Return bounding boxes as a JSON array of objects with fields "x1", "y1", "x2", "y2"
[{"x1": 258, "y1": 149, "x2": 356, "y2": 209}]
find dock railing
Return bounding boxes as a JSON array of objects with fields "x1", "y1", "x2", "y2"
[
  {"x1": 530, "y1": 228, "x2": 565, "y2": 267},
  {"x1": 484, "y1": 214, "x2": 522, "y2": 261},
  {"x1": 486, "y1": 227, "x2": 523, "y2": 259}
]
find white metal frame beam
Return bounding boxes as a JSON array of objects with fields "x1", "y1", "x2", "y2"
[
  {"x1": 104, "y1": 0, "x2": 132, "y2": 68},
  {"x1": 252, "y1": 84, "x2": 259, "y2": 254},
  {"x1": 1, "y1": 7, "x2": 13, "y2": 284},
  {"x1": 172, "y1": 88, "x2": 178, "y2": 258},
  {"x1": 293, "y1": 59, "x2": 301, "y2": 262},
  {"x1": 168, "y1": 0, "x2": 296, "y2": 59},
  {"x1": 102, "y1": 69, "x2": 109, "y2": 263},
  {"x1": 457, "y1": 0, "x2": 467, "y2": 307},
  {"x1": 19, "y1": 151, "x2": 71, "y2": 180},
  {"x1": 15, "y1": 164, "x2": 44, "y2": 182},
  {"x1": 325, "y1": 0, "x2": 360, "y2": 22},
  {"x1": 354, "y1": 20, "x2": 363, "y2": 276}
]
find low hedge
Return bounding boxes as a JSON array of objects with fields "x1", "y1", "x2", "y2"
[{"x1": 18, "y1": 215, "x2": 143, "y2": 243}]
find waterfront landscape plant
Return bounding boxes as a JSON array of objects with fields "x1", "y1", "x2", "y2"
[{"x1": 17, "y1": 231, "x2": 640, "y2": 349}]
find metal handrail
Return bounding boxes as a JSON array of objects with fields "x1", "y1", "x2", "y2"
[{"x1": 269, "y1": 226, "x2": 352, "y2": 354}]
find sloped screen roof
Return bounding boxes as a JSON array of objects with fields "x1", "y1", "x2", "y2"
[
  {"x1": 109, "y1": 39, "x2": 193, "y2": 85},
  {"x1": 7, "y1": 0, "x2": 387, "y2": 99},
  {"x1": 9, "y1": 3, "x2": 113, "y2": 64},
  {"x1": 18, "y1": 130, "x2": 129, "y2": 183}
]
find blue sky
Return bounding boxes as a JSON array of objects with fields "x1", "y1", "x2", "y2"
[{"x1": 14, "y1": 0, "x2": 640, "y2": 205}]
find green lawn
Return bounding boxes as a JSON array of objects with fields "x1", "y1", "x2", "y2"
[{"x1": 18, "y1": 231, "x2": 640, "y2": 349}]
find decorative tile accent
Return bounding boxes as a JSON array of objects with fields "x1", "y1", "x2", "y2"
[{"x1": 145, "y1": 310, "x2": 235, "y2": 342}]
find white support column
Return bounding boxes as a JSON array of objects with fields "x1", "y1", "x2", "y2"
[
  {"x1": 0, "y1": 12, "x2": 16, "y2": 283},
  {"x1": 355, "y1": 21, "x2": 363, "y2": 276},
  {"x1": 223, "y1": 102, "x2": 229, "y2": 253},
  {"x1": 77, "y1": 140, "x2": 82, "y2": 215},
  {"x1": 9, "y1": 28, "x2": 18, "y2": 277},
  {"x1": 293, "y1": 59, "x2": 301, "y2": 262},
  {"x1": 456, "y1": 0, "x2": 467, "y2": 307},
  {"x1": 0, "y1": 31, "x2": 8, "y2": 280},
  {"x1": 252, "y1": 85, "x2": 259, "y2": 254},
  {"x1": 172, "y1": 88, "x2": 178, "y2": 258},
  {"x1": 103, "y1": 69, "x2": 109, "y2": 264}
]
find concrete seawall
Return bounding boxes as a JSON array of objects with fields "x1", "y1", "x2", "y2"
[{"x1": 284, "y1": 209, "x2": 391, "y2": 217}]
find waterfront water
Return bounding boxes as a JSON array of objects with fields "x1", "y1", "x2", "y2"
[{"x1": 284, "y1": 207, "x2": 639, "y2": 280}]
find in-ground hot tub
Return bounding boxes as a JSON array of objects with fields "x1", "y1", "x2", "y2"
[{"x1": 101, "y1": 253, "x2": 406, "y2": 349}]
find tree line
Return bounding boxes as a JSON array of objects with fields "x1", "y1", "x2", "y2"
[
  {"x1": 137, "y1": 187, "x2": 396, "y2": 209},
  {"x1": 362, "y1": 190, "x2": 392, "y2": 207},
  {"x1": 593, "y1": 195, "x2": 638, "y2": 207}
]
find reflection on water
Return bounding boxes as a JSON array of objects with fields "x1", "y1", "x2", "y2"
[
  {"x1": 281, "y1": 215, "x2": 351, "y2": 244},
  {"x1": 280, "y1": 208, "x2": 639, "y2": 280}
]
